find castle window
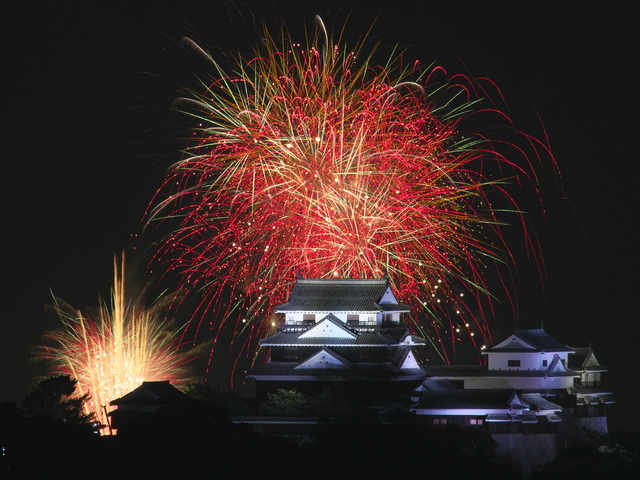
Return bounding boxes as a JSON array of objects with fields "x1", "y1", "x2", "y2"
[
  {"x1": 507, "y1": 360, "x2": 521, "y2": 367},
  {"x1": 542, "y1": 360, "x2": 548, "y2": 367},
  {"x1": 284, "y1": 347, "x2": 298, "y2": 361}
]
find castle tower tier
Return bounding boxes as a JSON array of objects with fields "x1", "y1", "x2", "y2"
[{"x1": 248, "y1": 277, "x2": 427, "y2": 398}]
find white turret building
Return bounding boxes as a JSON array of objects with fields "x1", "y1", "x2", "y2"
[{"x1": 411, "y1": 327, "x2": 614, "y2": 476}]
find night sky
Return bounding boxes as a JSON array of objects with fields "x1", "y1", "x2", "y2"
[{"x1": 4, "y1": 1, "x2": 638, "y2": 431}]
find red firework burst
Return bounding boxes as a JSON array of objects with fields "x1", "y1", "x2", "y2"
[{"x1": 147, "y1": 17, "x2": 555, "y2": 373}]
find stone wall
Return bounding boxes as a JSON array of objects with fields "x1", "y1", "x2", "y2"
[
  {"x1": 493, "y1": 433, "x2": 559, "y2": 477},
  {"x1": 493, "y1": 414, "x2": 610, "y2": 477},
  {"x1": 557, "y1": 409, "x2": 609, "y2": 450}
]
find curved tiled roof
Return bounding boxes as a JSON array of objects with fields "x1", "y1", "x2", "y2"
[
  {"x1": 110, "y1": 381, "x2": 191, "y2": 406},
  {"x1": 274, "y1": 278, "x2": 410, "y2": 312},
  {"x1": 413, "y1": 389, "x2": 519, "y2": 410},
  {"x1": 260, "y1": 331, "x2": 406, "y2": 346},
  {"x1": 519, "y1": 393, "x2": 562, "y2": 412},
  {"x1": 248, "y1": 361, "x2": 425, "y2": 380},
  {"x1": 489, "y1": 328, "x2": 574, "y2": 353}
]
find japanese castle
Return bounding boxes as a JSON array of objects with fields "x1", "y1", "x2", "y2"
[
  {"x1": 108, "y1": 275, "x2": 613, "y2": 475},
  {"x1": 248, "y1": 276, "x2": 427, "y2": 398},
  {"x1": 247, "y1": 275, "x2": 613, "y2": 474}
]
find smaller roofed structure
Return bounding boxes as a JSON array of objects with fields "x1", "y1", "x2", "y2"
[
  {"x1": 482, "y1": 328, "x2": 575, "y2": 385},
  {"x1": 486, "y1": 328, "x2": 574, "y2": 353},
  {"x1": 109, "y1": 381, "x2": 193, "y2": 433},
  {"x1": 110, "y1": 381, "x2": 189, "y2": 407},
  {"x1": 566, "y1": 345, "x2": 614, "y2": 407},
  {"x1": 412, "y1": 326, "x2": 613, "y2": 438}
]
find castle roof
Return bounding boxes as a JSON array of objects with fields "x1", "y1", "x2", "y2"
[
  {"x1": 412, "y1": 389, "x2": 562, "y2": 416},
  {"x1": 413, "y1": 389, "x2": 526, "y2": 411},
  {"x1": 487, "y1": 328, "x2": 574, "y2": 353},
  {"x1": 110, "y1": 381, "x2": 190, "y2": 406},
  {"x1": 519, "y1": 393, "x2": 563, "y2": 413},
  {"x1": 568, "y1": 346, "x2": 607, "y2": 371},
  {"x1": 273, "y1": 278, "x2": 410, "y2": 313}
]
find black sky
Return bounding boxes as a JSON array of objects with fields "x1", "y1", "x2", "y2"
[{"x1": 3, "y1": 0, "x2": 638, "y2": 431}]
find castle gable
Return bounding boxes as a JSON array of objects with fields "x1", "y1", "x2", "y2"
[
  {"x1": 399, "y1": 332, "x2": 427, "y2": 346},
  {"x1": 584, "y1": 351, "x2": 601, "y2": 368},
  {"x1": 298, "y1": 314, "x2": 357, "y2": 339},
  {"x1": 379, "y1": 286, "x2": 398, "y2": 305},
  {"x1": 294, "y1": 347, "x2": 352, "y2": 370},
  {"x1": 508, "y1": 391, "x2": 528, "y2": 409},
  {"x1": 569, "y1": 346, "x2": 603, "y2": 370},
  {"x1": 490, "y1": 334, "x2": 537, "y2": 352},
  {"x1": 394, "y1": 348, "x2": 421, "y2": 370},
  {"x1": 547, "y1": 354, "x2": 568, "y2": 374}
]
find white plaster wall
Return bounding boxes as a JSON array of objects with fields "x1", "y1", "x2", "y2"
[
  {"x1": 464, "y1": 376, "x2": 574, "y2": 390},
  {"x1": 488, "y1": 352, "x2": 542, "y2": 370},
  {"x1": 488, "y1": 352, "x2": 570, "y2": 371},
  {"x1": 285, "y1": 312, "x2": 379, "y2": 324}
]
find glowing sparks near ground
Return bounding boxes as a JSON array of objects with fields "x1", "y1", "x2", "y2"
[
  {"x1": 38, "y1": 255, "x2": 197, "y2": 433},
  {"x1": 148, "y1": 17, "x2": 555, "y2": 369}
]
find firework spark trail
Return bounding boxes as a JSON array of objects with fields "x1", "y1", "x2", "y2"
[
  {"x1": 38, "y1": 254, "x2": 198, "y2": 433},
  {"x1": 147, "y1": 17, "x2": 556, "y2": 372}
]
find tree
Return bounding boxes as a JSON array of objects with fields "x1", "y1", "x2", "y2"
[
  {"x1": 22, "y1": 374, "x2": 94, "y2": 426},
  {"x1": 2, "y1": 376, "x2": 99, "y2": 477},
  {"x1": 261, "y1": 389, "x2": 310, "y2": 416}
]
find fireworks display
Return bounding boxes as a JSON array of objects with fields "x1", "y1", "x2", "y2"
[
  {"x1": 148, "y1": 17, "x2": 555, "y2": 371},
  {"x1": 38, "y1": 255, "x2": 197, "y2": 432}
]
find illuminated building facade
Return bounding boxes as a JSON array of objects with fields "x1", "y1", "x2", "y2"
[
  {"x1": 413, "y1": 328, "x2": 613, "y2": 424},
  {"x1": 248, "y1": 276, "x2": 427, "y2": 398},
  {"x1": 410, "y1": 328, "x2": 613, "y2": 475}
]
